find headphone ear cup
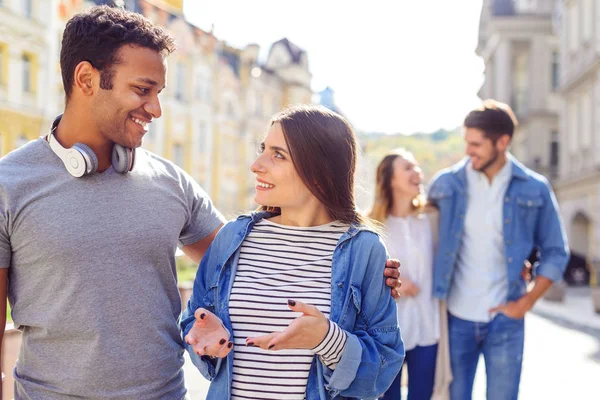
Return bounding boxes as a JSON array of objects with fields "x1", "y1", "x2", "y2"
[
  {"x1": 112, "y1": 144, "x2": 134, "y2": 173},
  {"x1": 61, "y1": 149, "x2": 87, "y2": 178},
  {"x1": 72, "y1": 143, "x2": 98, "y2": 175}
]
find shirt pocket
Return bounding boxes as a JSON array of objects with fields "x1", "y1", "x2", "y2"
[{"x1": 515, "y1": 195, "x2": 543, "y2": 234}]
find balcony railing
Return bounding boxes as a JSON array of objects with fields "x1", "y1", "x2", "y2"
[{"x1": 492, "y1": 0, "x2": 554, "y2": 17}]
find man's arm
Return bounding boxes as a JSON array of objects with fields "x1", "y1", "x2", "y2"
[
  {"x1": 490, "y1": 179, "x2": 569, "y2": 318},
  {"x1": 490, "y1": 275, "x2": 552, "y2": 318},
  {"x1": 0, "y1": 267, "x2": 7, "y2": 399},
  {"x1": 182, "y1": 224, "x2": 223, "y2": 264},
  {"x1": 532, "y1": 179, "x2": 570, "y2": 283}
]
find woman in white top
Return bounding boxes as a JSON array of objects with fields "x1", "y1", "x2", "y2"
[{"x1": 370, "y1": 149, "x2": 448, "y2": 400}]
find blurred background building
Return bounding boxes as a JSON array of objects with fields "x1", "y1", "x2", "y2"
[
  {"x1": 0, "y1": 0, "x2": 317, "y2": 219},
  {"x1": 1, "y1": 0, "x2": 596, "y2": 280},
  {"x1": 478, "y1": 0, "x2": 596, "y2": 284}
]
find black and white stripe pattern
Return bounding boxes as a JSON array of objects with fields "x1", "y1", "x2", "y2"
[{"x1": 229, "y1": 219, "x2": 349, "y2": 400}]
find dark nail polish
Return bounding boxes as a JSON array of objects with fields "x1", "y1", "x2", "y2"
[
  {"x1": 200, "y1": 313, "x2": 206, "y2": 320},
  {"x1": 287, "y1": 299, "x2": 296, "y2": 306},
  {"x1": 219, "y1": 338, "x2": 226, "y2": 345},
  {"x1": 227, "y1": 342, "x2": 233, "y2": 348},
  {"x1": 268, "y1": 344, "x2": 275, "y2": 349}
]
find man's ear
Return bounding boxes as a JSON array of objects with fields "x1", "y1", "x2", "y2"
[
  {"x1": 498, "y1": 133, "x2": 511, "y2": 151},
  {"x1": 73, "y1": 61, "x2": 98, "y2": 96}
]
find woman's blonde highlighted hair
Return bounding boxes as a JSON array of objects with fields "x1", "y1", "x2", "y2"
[{"x1": 368, "y1": 148, "x2": 427, "y2": 224}]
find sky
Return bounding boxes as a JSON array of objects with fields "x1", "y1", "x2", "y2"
[{"x1": 184, "y1": 0, "x2": 485, "y2": 135}]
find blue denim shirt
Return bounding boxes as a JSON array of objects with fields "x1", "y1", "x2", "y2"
[
  {"x1": 179, "y1": 212, "x2": 404, "y2": 400},
  {"x1": 427, "y1": 156, "x2": 569, "y2": 302}
]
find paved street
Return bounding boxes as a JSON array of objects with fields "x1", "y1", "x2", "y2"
[{"x1": 183, "y1": 287, "x2": 600, "y2": 399}]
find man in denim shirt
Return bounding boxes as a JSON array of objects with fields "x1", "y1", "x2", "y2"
[{"x1": 428, "y1": 100, "x2": 569, "y2": 400}]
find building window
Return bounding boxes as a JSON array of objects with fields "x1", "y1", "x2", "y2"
[
  {"x1": 22, "y1": 54, "x2": 31, "y2": 93},
  {"x1": 568, "y1": 97, "x2": 578, "y2": 154},
  {"x1": 550, "y1": 131, "x2": 559, "y2": 179},
  {"x1": 568, "y1": 3, "x2": 580, "y2": 53},
  {"x1": 198, "y1": 122, "x2": 206, "y2": 154},
  {"x1": 551, "y1": 51, "x2": 560, "y2": 90},
  {"x1": 175, "y1": 62, "x2": 185, "y2": 101},
  {"x1": 205, "y1": 82, "x2": 212, "y2": 103},
  {"x1": 512, "y1": 53, "x2": 528, "y2": 115},
  {"x1": 582, "y1": 0, "x2": 593, "y2": 42},
  {"x1": 195, "y1": 70, "x2": 210, "y2": 102},
  {"x1": 514, "y1": 0, "x2": 536, "y2": 14},
  {"x1": 22, "y1": 0, "x2": 32, "y2": 18},
  {"x1": 226, "y1": 100, "x2": 235, "y2": 119},
  {"x1": 195, "y1": 79, "x2": 204, "y2": 101},
  {"x1": 0, "y1": 45, "x2": 4, "y2": 87},
  {"x1": 581, "y1": 90, "x2": 592, "y2": 147},
  {"x1": 145, "y1": 120, "x2": 153, "y2": 142},
  {"x1": 173, "y1": 143, "x2": 184, "y2": 168}
]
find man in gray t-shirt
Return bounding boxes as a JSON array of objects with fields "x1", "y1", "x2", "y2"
[
  {"x1": 1, "y1": 6, "x2": 403, "y2": 400},
  {"x1": 0, "y1": 6, "x2": 225, "y2": 399}
]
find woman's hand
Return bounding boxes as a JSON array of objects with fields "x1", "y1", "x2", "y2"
[
  {"x1": 246, "y1": 300, "x2": 329, "y2": 351},
  {"x1": 398, "y1": 277, "x2": 419, "y2": 297},
  {"x1": 185, "y1": 308, "x2": 233, "y2": 358}
]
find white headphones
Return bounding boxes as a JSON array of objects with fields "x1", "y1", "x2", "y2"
[{"x1": 46, "y1": 115, "x2": 136, "y2": 177}]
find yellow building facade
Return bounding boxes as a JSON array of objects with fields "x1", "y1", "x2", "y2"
[
  {"x1": 0, "y1": 0, "x2": 314, "y2": 219},
  {"x1": 0, "y1": 0, "x2": 56, "y2": 157}
]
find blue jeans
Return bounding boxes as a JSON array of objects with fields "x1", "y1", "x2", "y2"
[
  {"x1": 448, "y1": 312, "x2": 524, "y2": 400},
  {"x1": 381, "y1": 344, "x2": 438, "y2": 400}
]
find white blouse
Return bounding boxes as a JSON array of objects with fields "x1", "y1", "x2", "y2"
[{"x1": 383, "y1": 213, "x2": 440, "y2": 351}]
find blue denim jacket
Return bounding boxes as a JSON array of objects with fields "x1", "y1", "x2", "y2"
[
  {"x1": 179, "y1": 212, "x2": 404, "y2": 400},
  {"x1": 427, "y1": 156, "x2": 569, "y2": 302}
]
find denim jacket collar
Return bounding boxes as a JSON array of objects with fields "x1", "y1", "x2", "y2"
[{"x1": 450, "y1": 153, "x2": 529, "y2": 193}]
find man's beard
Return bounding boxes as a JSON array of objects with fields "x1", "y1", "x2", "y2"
[{"x1": 474, "y1": 147, "x2": 499, "y2": 173}]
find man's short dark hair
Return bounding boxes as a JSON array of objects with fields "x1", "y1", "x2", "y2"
[
  {"x1": 463, "y1": 99, "x2": 518, "y2": 141},
  {"x1": 60, "y1": 5, "x2": 176, "y2": 101}
]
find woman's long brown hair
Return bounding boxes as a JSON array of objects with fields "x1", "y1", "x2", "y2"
[
  {"x1": 368, "y1": 149, "x2": 426, "y2": 224},
  {"x1": 258, "y1": 105, "x2": 368, "y2": 226}
]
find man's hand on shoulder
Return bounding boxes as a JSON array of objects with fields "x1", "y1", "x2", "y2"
[{"x1": 384, "y1": 259, "x2": 402, "y2": 298}]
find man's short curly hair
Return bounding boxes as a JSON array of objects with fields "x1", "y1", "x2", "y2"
[{"x1": 61, "y1": 5, "x2": 176, "y2": 100}]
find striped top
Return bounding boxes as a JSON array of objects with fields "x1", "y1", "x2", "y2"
[{"x1": 229, "y1": 219, "x2": 350, "y2": 400}]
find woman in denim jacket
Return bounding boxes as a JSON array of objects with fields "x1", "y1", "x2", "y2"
[{"x1": 179, "y1": 105, "x2": 404, "y2": 399}]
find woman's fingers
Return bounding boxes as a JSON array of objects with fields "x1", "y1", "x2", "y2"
[
  {"x1": 246, "y1": 332, "x2": 279, "y2": 350},
  {"x1": 184, "y1": 333, "x2": 198, "y2": 345},
  {"x1": 286, "y1": 299, "x2": 321, "y2": 316},
  {"x1": 214, "y1": 340, "x2": 234, "y2": 358},
  {"x1": 194, "y1": 308, "x2": 223, "y2": 328},
  {"x1": 202, "y1": 337, "x2": 233, "y2": 358},
  {"x1": 186, "y1": 308, "x2": 232, "y2": 358}
]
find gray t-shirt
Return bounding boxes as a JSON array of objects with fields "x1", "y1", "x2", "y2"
[{"x1": 0, "y1": 138, "x2": 225, "y2": 399}]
